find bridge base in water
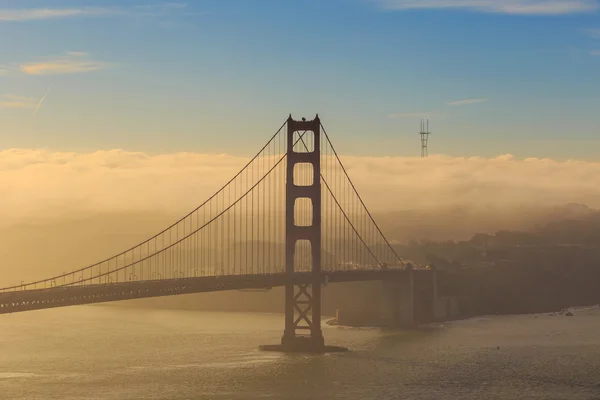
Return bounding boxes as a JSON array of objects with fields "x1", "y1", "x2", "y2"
[{"x1": 259, "y1": 337, "x2": 348, "y2": 354}]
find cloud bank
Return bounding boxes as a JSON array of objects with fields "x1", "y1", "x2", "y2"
[
  {"x1": 2, "y1": 149, "x2": 600, "y2": 228},
  {"x1": 375, "y1": 0, "x2": 599, "y2": 15}
]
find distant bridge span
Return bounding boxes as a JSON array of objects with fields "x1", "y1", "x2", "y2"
[{"x1": 0, "y1": 269, "x2": 428, "y2": 315}]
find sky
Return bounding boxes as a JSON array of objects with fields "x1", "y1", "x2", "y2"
[{"x1": 0, "y1": 0, "x2": 599, "y2": 160}]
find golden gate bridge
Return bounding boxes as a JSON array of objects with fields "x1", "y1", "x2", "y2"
[{"x1": 0, "y1": 115, "x2": 426, "y2": 353}]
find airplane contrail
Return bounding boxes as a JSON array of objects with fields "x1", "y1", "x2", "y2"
[{"x1": 33, "y1": 85, "x2": 51, "y2": 117}]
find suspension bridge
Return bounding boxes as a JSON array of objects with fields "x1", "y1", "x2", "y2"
[{"x1": 0, "y1": 115, "x2": 433, "y2": 353}]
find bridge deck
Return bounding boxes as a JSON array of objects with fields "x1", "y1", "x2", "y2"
[{"x1": 0, "y1": 269, "x2": 422, "y2": 315}]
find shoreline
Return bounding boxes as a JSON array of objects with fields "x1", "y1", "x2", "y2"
[{"x1": 326, "y1": 303, "x2": 600, "y2": 328}]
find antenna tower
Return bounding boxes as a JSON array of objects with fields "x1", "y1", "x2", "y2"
[{"x1": 419, "y1": 119, "x2": 431, "y2": 158}]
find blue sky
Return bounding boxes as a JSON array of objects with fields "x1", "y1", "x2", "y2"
[{"x1": 0, "y1": 0, "x2": 599, "y2": 159}]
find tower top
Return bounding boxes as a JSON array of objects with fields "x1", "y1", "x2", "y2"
[{"x1": 287, "y1": 114, "x2": 320, "y2": 123}]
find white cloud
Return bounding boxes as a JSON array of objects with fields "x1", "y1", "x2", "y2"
[
  {"x1": 0, "y1": 3, "x2": 196, "y2": 22},
  {"x1": 20, "y1": 52, "x2": 110, "y2": 75},
  {"x1": 374, "y1": 0, "x2": 599, "y2": 15},
  {"x1": 2, "y1": 149, "x2": 600, "y2": 228},
  {"x1": 388, "y1": 112, "x2": 432, "y2": 118},
  {"x1": 447, "y1": 98, "x2": 488, "y2": 106},
  {"x1": 0, "y1": 7, "x2": 119, "y2": 21}
]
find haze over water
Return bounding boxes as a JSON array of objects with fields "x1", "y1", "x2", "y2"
[{"x1": 2, "y1": 306, "x2": 600, "y2": 399}]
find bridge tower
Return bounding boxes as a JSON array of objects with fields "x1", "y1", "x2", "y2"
[
  {"x1": 419, "y1": 119, "x2": 430, "y2": 158},
  {"x1": 281, "y1": 114, "x2": 325, "y2": 351}
]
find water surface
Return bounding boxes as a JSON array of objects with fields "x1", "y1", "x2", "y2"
[{"x1": 2, "y1": 305, "x2": 600, "y2": 399}]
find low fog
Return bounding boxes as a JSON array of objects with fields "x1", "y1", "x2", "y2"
[{"x1": 1, "y1": 148, "x2": 599, "y2": 285}]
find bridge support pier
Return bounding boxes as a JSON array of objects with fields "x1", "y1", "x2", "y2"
[{"x1": 379, "y1": 266, "x2": 415, "y2": 327}]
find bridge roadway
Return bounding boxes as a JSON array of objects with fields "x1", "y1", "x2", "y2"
[{"x1": 0, "y1": 269, "x2": 418, "y2": 315}]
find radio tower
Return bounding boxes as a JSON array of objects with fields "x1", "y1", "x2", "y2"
[{"x1": 419, "y1": 119, "x2": 430, "y2": 158}]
